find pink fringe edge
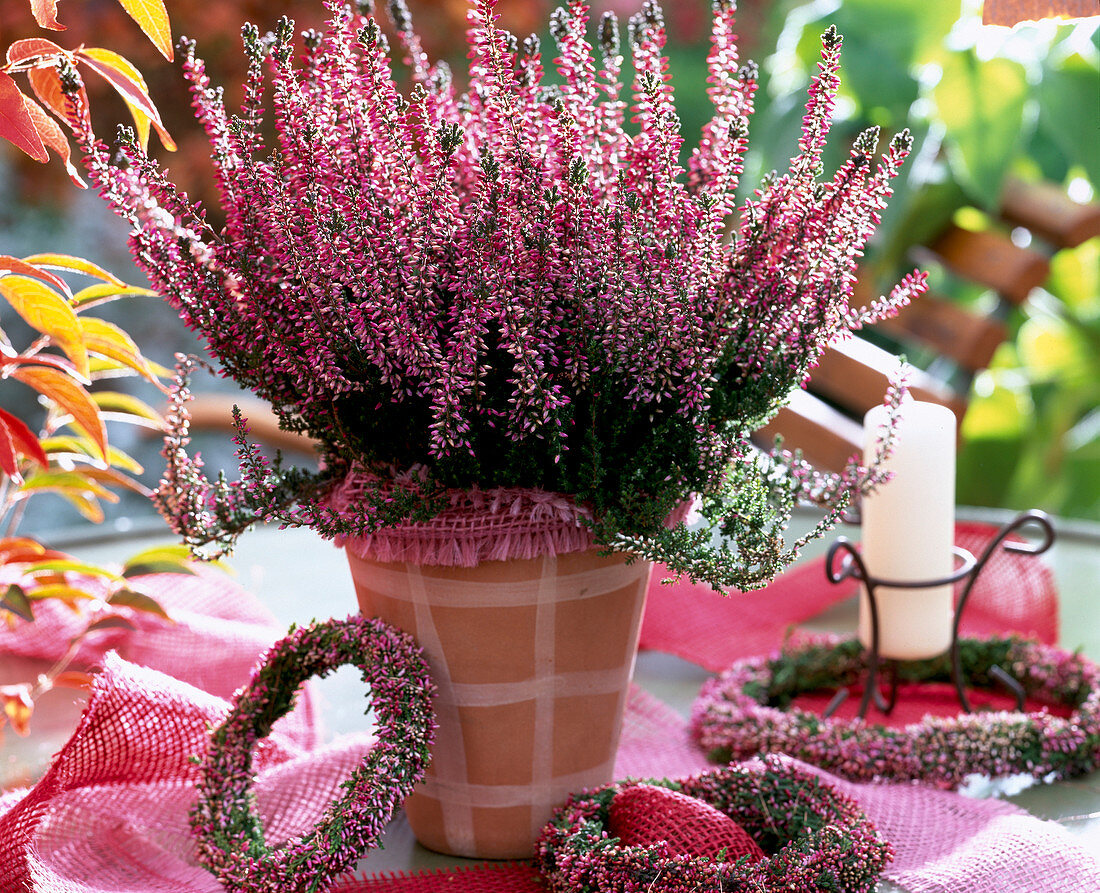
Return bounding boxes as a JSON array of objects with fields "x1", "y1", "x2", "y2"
[
  {"x1": 327, "y1": 471, "x2": 597, "y2": 567},
  {"x1": 326, "y1": 470, "x2": 692, "y2": 568}
]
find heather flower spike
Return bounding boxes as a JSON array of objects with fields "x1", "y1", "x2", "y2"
[{"x1": 76, "y1": 0, "x2": 926, "y2": 590}]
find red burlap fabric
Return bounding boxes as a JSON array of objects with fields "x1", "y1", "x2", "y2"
[
  {"x1": 639, "y1": 521, "x2": 1059, "y2": 671},
  {"x1": 608, "y1": 783, "x2": 766, "y2": 862}
]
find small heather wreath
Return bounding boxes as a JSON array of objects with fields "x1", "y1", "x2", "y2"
[
  {"x1": 536, "y1": 755, "x2": 892, "y2": 893},
  {"x1": 692, "y1": 635, "x2": 1100, "y2": 789},
  {"x1": 190, "y1": 614, "x2": 435, "y2": 892}
]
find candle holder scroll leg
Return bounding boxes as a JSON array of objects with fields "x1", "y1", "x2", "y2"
[{"x1": 949, "y1": 510, "x2": 1054, "y2": 713}]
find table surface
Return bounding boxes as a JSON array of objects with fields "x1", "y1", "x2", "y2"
[{"x1": 6, "y1": 507, "x2": 1100, "y2": 886}]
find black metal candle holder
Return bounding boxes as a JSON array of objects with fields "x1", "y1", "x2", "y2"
[{"x1": 823, "y1": 509, "x2": 1055, "y2": 720}]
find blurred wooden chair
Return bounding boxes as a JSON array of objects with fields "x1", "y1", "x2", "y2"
[
  {"x1": 755, "y1": 178, "x2": 1100, "y2": 472},
  {"x1": 184, "y1": 394, "x2": 318, "y2": 457}
]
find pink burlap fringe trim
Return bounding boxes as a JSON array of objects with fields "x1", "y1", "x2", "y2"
[{"x1": 328, "y1": 471, "x2": 598, "y2": 567}]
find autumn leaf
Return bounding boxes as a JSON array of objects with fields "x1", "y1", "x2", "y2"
[
  {"x1": 0, "y1": 275, "x2": 89, "y2": 378},
  {"x1": 0, "y1": 72, "x2": 48, "y2": 161},
  {"x1": 0, "y1": 585, "x2": 34, "y2": 621},
  {"x1": 24, "y1": 558, "x2": 123, "y2": 581},
  {"x1": 0, "y1": 254, "x2": 71, "y2": 296},
  {"x1": 108, "y1": 587, "x2": 171, "y2": 619},
  {"x1": 27, "y1": 66, "x2": 91, "y2": 132},
  {"x1": 5, "y1": 37, "x2": 69, "y2": 66},
  {"x1": 117, "y1": 0, "x2": 173, "y2": 62},
  {"x1": 79, "y1": 317, "x2": 163, "y2": 386},
  {"x1": 28, "y1": 0, "x2": 64, "y2": 31},
  {"x1": 0, "y1": 418, "x2": 20, "y2": 481},
  {"x1": 75, "y1": 48, "x2": 175, "y2": 151},
  {"x1": 21, "y1": 254, "x2": 125, "y2": 286},
  {"x1": 79, "y1": 466, "x2": 152, "y2": 498},
  {"x1": 21, "y1": 96, "x2": 84, "y2": 187},
  {"x1": 1, "y1": 684, "x2": 34, "y2": 736},
  {"x1": 0, "y1": 407, "x2": 50, "y2": 469},
  {"x1": 40, "y1": 435, "x2": 144, "y2": 474},
  {"x1": 91, "y1": 390, "x2": 163, "y2": 426},
  {"x1": 10, "y1": 366, "x2": 107, "y2": 458},
  {"x1": 71, "y1": 282, "x2": 159, "y2": 309},
  {"x1": 23, "y1": 583, "x2": 98, "y2": 607},
  {"x1": 83, "y1": 614, "x2": 135, "y2": 633}
]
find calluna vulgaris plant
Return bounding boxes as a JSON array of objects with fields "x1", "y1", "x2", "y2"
[{"x1": 73, "y1": 0, "x2": 926, "y2": 589}]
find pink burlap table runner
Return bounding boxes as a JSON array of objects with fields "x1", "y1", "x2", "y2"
[{"x1": 2, "y1": 522, "x2": 1093, "y2": 892}]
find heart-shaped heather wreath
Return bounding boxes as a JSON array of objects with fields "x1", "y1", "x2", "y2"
[
  {"x1": 190, "y1": 614, "x2": 435, "y2": 892},
  {"x1": 692, "y1": 635, "x2": 1100, "y2": 789},
  {"x1": 536, "y1": 755, "x2": 892, "y2": 893}
]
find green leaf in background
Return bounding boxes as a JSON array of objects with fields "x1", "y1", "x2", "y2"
[
  {"x1": 933, "y1": 51, "x2": 1028, "y2": 208},
  {"x1": 793, "y1": 0, "x2": 958, "y2": 122},
  {"x1": 1037, "y1": 53, "x2": 1100, "y2": 187}
]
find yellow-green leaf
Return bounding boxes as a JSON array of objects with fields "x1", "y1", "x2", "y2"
[
  {"x1": 17, "y1": 470, "x2": 118, "y2": 503},
  {"x1": 24, "y1": 558, "x2": 122, "y2": 581},
  {"x1": 0, "y1": 275, "x2": 88, "y2": 378},
  {"x1": 71, "y1": 283, "x2": 158, "y2": 308},
  {"x1": 40, "y1": 436, "x2": 144, "y2": 474},
  {"x1": 11, "y1": 366, "x2": 107, "y2": 458},
  {"x1": 116, "y1": 0, "x2": 173, "y2": 62},
  {"x1": 79, "y1": 316, "x2": 163, "y2": 386},
  {"x1": 91, "y1": 390, "x2": 162, "y2": 424}
]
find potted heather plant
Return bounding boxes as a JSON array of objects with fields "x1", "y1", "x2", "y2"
[{"x1": 72, "y1": 0, "x2": 924, "y2": 857}]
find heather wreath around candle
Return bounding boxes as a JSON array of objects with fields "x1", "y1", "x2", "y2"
[{"x1": 72, "y1": 0, "x2": 926, "y2": 590}]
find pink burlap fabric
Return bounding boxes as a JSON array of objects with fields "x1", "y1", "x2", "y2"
[
  {"x1": 0, "y1": 520, "x2": 1090, "y2": 892},
  {"x1": 639, "y1": 521, "x2": 1059, "y2": 671}
]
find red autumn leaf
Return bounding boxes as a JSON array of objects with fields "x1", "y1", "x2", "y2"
[
  {"x1": 19, "y1": 96, "x2": 85, "y2": 186},
  {"x1": 28, "y1": 0, "x2": 64, "y2": 31},
  {"x1": 0, "y1": 72, "x2": 48, "y2": 162},
  {"x1": 5, "y1": 37, "x2": 69, "y2": 66},
  {"x1": 0, "y1": 421, "x2": 20, "y2": 480},
  {"x1": 0, "y1": 408, "x2": 49, "y2": 469}
]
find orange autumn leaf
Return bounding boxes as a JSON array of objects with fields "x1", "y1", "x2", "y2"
[
  {"x1": 28, "y1": 0, "x2": 64, "y2": 32},
  {"x1": 27, "y1": 65, "x2": 91, "y2": 132},
  {"x1": 0, "y1": 71, "x2": 48, "y2": 162},
  {"x1": 117, "y1": 0, "x2": 174, "y2": 62},
  {"x1": 1, "y1": 684, "x2": 34, "y2": 736},
  {"x1": 10, "y1": 366, "x2": 107, "y2": 459}
]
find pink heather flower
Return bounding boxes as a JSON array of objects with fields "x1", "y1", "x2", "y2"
[{"x1": 71, "y1": 1, "x2": 926, "y2": 588}]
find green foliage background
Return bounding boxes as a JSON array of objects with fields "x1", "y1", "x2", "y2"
[{"x1": 659, "y1": 0, "x2": 1099, "y2": 521}]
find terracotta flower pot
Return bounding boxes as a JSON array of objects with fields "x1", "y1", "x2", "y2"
[{"x1": 344, "y1": 546, "x2": 653, "y2": 859}]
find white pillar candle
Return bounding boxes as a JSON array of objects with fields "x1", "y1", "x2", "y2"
[{"x1": 858, "y1": 400, "x2": 956, "y2": 660}]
